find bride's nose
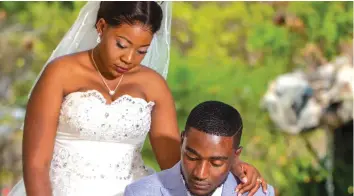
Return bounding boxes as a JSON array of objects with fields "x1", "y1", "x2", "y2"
[{"x1": 121, "y1": 49, "x2": 134, "y2": 65}]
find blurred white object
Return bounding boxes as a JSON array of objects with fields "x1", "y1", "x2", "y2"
[
  {"x1": 261, "y1": 56, "x2": 353, "y2": 134},
  {"x1": 262, "y1": 72, "x2": 321, "y2": 134}
]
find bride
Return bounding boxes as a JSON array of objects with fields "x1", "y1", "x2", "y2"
[{"x1": 9, "y1": 1, "x2": 268, "y2": 196}]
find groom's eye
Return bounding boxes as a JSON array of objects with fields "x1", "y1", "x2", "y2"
[
  {"x1": 210, "y1": 160, "x2": 224, "y2": 167},
  {"x1": 185, "y1": 153, "x2": 198, "y2": 161}
]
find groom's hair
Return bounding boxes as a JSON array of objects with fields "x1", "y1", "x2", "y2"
[
  {"x1": 96, "y1": 1, "x2": 163, "y2": 33},
  {"x1": 185, "y1": 101, "x2": 243, "y2": 148}
]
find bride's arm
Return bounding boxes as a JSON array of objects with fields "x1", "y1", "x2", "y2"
[
  {"x1": 22, "y1": 60, "x2": 67, "y2": 196},
  {"x1": 146, "y1": 72, "x2": 181, "y2": 170}
]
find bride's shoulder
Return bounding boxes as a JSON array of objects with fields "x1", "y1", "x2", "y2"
[
  {"x1": 139, "y1": 65, "x2": 167, "y2": 87},
  {"x1": 139, "y1": 65, "x2": 171, "y2": 98},
  {"x1": 43, "y1": 52, "x2": 87, "y2": 77}
]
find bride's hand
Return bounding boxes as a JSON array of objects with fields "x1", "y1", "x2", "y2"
[{"x1": 231, "y1": 161, "x2": 268, "y2": 196}]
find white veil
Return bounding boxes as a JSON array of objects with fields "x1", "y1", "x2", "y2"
[{"x1": 28, "y1": 1, "x2": 172, "y2": 98}]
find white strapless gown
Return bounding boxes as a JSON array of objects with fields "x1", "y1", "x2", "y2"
[{"x1": 9, "y1": 90, "x2": 155, "y2": 196}]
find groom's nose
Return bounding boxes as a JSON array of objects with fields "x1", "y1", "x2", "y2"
[{"x1": 193, "y1": 161, "x2": 209, "y2": 180}]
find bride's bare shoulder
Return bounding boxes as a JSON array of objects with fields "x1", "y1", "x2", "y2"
[
  {"x1": 139, "y1": 65, "x2": 167, "y2": 86},
  {"x1": 42, "y1": 51, "x2": 89, "y2": 78},
  {"x1": 139, "y1": 65, "x2": 171, "y2": 99}
]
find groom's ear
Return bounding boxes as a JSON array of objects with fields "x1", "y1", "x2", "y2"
[
  {"x1": 235, "y1": 146, "x2": 243, "y2": 157},
  {"x1": 180, "y1": 130, "x2": 186, "y2": 144}
]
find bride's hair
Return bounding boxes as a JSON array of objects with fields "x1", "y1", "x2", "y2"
[{"x1": 96, "y1": 1, "x2": 163, "y2": 33}]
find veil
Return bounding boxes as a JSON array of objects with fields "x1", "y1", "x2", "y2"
[{"x1": 28, "y1": 1, "x2": 172, "y2": 98}]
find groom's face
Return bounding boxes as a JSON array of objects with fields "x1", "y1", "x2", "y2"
[{"x1": 181, "y1": 128, "x2": 235, "y2": 196}]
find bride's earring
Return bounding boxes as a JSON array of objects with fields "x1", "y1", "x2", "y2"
[{"x1": 97, "y1": 34, "x2": 101, "y2": 43}]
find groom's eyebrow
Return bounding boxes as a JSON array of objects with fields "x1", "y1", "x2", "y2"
[
  {"x1": 209, "y1": 156, "x2": 228, "y2": 161},
  {"x1": 185, "y1": 146, "x2": 201, "y2": 157}
]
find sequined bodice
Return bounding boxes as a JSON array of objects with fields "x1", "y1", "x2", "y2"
[{"x1": 50, "y1": 90, "x2": 155, "y2": 196}]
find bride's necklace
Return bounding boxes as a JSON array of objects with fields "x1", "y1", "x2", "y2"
[{"x1": 91, "y1": 49, "x2": 124, "y2": 96}]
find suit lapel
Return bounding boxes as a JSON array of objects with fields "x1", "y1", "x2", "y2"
[
  {"x1": 159, "y1": 164, "x2": 241, "y2": 196},
  {"x1": 160, "y1": 187, "x2": 188, "y2": 196},
  {"x1": 159, "y1": 162, "x2": 188, "y2": 196}
]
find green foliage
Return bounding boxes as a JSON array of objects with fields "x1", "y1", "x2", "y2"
[
  {"x1": 15, "y1": 1, "x2": 85, "y2": 72},
  {"x1": 0, "y1": 2, "x2": 27, "y2": 13},
  {"x1": 287, "y1": 2, "x2": 353, "y2": 58},
  {"x1": 2, "y1": 1, "x2": 86, "y2": 106},
  {"x1": 168, "y1": 2, "x2": 352, "y2": 195}
]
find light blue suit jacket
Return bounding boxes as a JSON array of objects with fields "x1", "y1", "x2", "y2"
[{"x1": 124, "y1": 162, "x2": 275, "y2": 196}]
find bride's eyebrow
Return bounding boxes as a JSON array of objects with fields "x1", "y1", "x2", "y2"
[
  {"x1": 117, "y1": 35, "x2": 150, "y2": 47},
  {"x1": 117, "y1": 36, "x2": 133, "y2": 44}
]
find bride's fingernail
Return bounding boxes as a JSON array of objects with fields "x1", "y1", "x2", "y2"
[
  {"x1": 241, "y1": 177, "x2": 248, "y2": 183},
  {"x1": 235, "y1": 189, "x2": 239, "y2": 193}
]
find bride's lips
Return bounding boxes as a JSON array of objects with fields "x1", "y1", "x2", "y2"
[{"x1": 114, "y1": 64, "x2": 129, "y2": 73}]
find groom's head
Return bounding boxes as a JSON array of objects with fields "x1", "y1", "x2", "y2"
[{"x1": 181, "y1": 101, "x2": 243, "y2": 196}]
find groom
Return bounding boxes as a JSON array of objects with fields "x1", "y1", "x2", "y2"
[{"x1": 124, "y1": 101, "x2": 274, "y2": 196}]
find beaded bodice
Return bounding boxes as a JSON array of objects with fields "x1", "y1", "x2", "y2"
[{"x1": 49, "y1": 90, "x2": 155, "y2": 196}]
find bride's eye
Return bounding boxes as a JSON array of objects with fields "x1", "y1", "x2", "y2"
[
  {"x1": 116, "y1": 42, "x2": 126, "y2": 49},
  {"x1": 137, "y1": 50, "x2": 147, "y2": 55}
]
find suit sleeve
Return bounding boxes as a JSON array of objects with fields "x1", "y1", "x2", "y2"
[
  {"x1": 266, "y1": 185, "x2": 275, "y2": 196},
  {"x1": 124, "y1": 185, "x2": 136, "y2": 196}
]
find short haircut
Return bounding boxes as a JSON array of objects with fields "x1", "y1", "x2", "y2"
[{"x1": 185, "y1": 101, "x2": 243, "y2": 148}]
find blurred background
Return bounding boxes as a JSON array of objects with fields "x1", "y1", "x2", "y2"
[{"x1": 0, "y1": 1, "x2": 353, "y2": 196}]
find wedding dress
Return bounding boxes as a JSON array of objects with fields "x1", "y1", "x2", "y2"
[
  {"x1": 10, "y1": 90, "x2": 156, "y2": 196},
  {"x1": 9, "y1": 1, "x2": 172, "y2": 195}
]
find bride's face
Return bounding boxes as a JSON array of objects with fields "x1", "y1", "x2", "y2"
[{"x1": 96, "y1": 19, "x2": 153, "y2": 76}]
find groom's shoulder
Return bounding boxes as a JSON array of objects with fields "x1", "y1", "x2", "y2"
[
  {"x1": 246, "y1": 184, "x2": 275, "y2": 196},
  {"x1": 124, "y1": 167, "x2": 175, "y2": 196},
  {"x1": 265, "y1": 184, "x2": 275, "y2": 196},
  {"x1": 127, "y1": 168, "x2": 171, "y2": 188},
  {"x1": 226, "y1": 173, "x2": 275, "y2": 196}
]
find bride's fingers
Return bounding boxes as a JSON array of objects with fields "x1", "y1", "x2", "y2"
[
  {"x1": 236, "y1": 173, "x2": 257, "y2": 196},
  {"x1": 233, "y1": 164, "x2": 248, "y2": 184},
  {"x1": 235, "y1": 183, "x2": 243, "y2": 194},
  {"x1": 261, "y1": 178, "x2": 268, "y2": 194},
  {"x1": 248, "y1": 181, "x2": 261, "y2": 196}
]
